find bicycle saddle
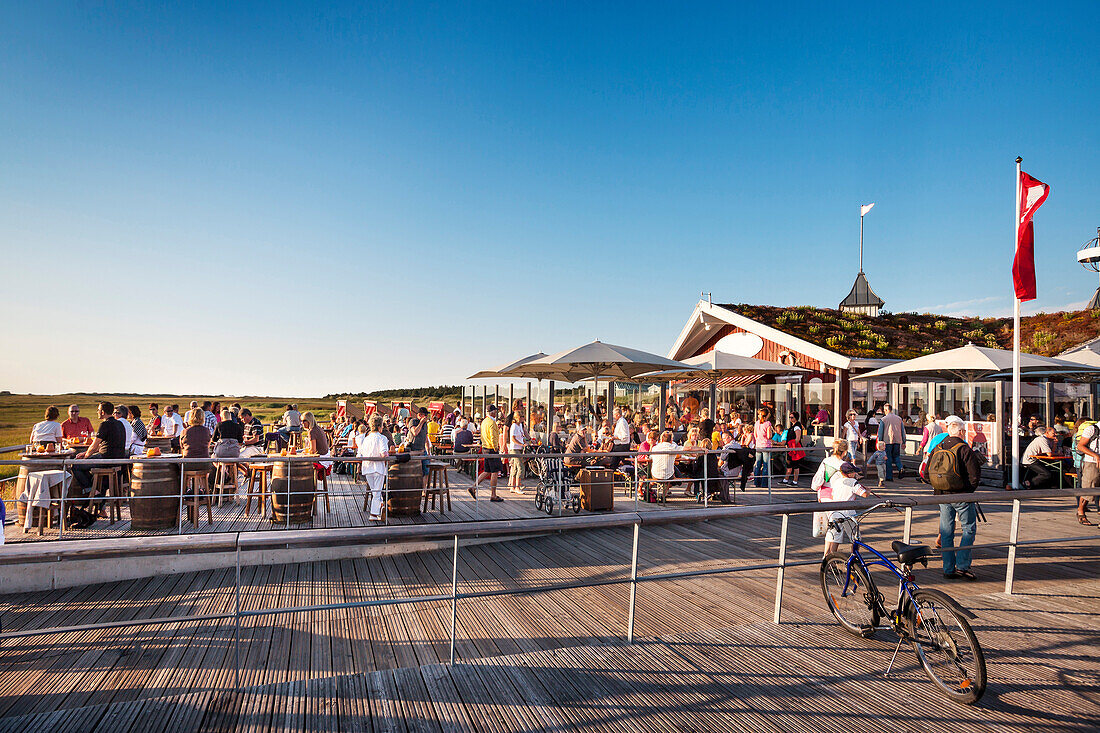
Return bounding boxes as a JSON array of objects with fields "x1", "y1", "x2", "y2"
[{"x1": 891, "y1": 540, "x2": 932, "y2": 566}]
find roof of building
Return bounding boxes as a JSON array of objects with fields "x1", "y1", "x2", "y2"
[
  {"x1": 839, "y1": 272, "x2": 884, "y2": 309},
  {"x1": 715, "y1": 303, "x2": 1100, "y2": 360}
]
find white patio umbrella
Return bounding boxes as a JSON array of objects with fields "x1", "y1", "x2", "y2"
[
  {"x1": 467, "y1": 352, "x2": 548, "y2": 380},
  {"x1": 632, "y1": 351, "x2": 811, "y2": 382},
  {"x1": 856, "y1": 343, "x2": 1100, "y2": 384},
  {"x1": 497, "y1": 340, "x2": 694, "y2": 421},
  {"x1": 1058, "y1": 339, "x2": 1100, "y2": 370}
]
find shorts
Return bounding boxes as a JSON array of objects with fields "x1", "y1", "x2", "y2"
[
  {"x1": 1082, "y1": 461, "x2": 1099, "y2": 489},
  {"x1": 483, "y1": 454, "x2": 503, "y2": 474},
  {"x1": 510, "y1": 456, "x2": 524, "y2": 482},
  {"x1": 826, "y1": 509, "x2": 857, "y2": 544},
  {"x1": 421, "y1": 459, "x2": 430, "y2": 476}
]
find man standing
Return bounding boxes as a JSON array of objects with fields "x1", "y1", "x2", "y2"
[
  {"x1": 1075, "y1": 421, "x2": 1100, "y2": 524},
  {"x1": 474, "y1": 405, "x2": 503, "y2": 502},
  {"x1": 61, "y1": 405, "x2": 94, "y2": 439},
  {"x1": 877, "y1": 403, "x2": 906, "y2": 481},
  {"x1": 928, "y1": 416, "x2": 982, "y2": 580},
  {"x1": 611, "y1": 408, "x2": 632, "y2": 470},
  {"x1": 161, "y1": 404, "x2": 183, "y2": 451}
]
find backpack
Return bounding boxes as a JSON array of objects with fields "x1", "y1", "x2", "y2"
[
  {"x1": 928, "y1": 441, "x2": 970, "y2": 493},
  {"x1": 1070, "y1": 421, "x2": 1099, "y2": 469}
]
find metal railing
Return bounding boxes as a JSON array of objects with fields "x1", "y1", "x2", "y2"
[
  {"x1": 0, "y1": 486, "x2": 1095, "y2": 690},
  {"x1": 1, "y1": 443, "x2": 831, "y2": 541}
]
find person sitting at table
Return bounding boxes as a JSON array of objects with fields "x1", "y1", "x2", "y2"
[
  {"x1": 237, "y1": 408, "x2": 266, "y2": 460},
  {"x1": 649, "y1": 431, "x2": 681, "y2": 492},
  {"x1": 62, "y1": 404, "x2": 94, "y2": 440},
  {"x1": 276, "y1": 404, "x2": 302, "y2": 444},
  {"x1": 30, "y1": 406, "x2": 64, "y2": 447},
  {"x1": 71, "y1": 402, "x2": 128, "y2": 518},
  {"x1": 1022, "y1": 425, "x2": 1064, "y2": 490},
  {"x1": 212, "y1": 408, "x2": 244, "y2": 489},
  {"x1": 112, "y1": 404, "x2": 136, "y2": 455},
  {"x1": 181, "y1": 408, "x2": 215, "y2": 487},
  {"x1": 302, "y1": 411, "x2": 332, "y2": 481},
  {"x1": 427, "y1": 414, "x2": 441, "y2": 445},
  {"x1": 547, "y1": 420, "x2": 567, "y2": 454},
  {"x1": 127, "y1": 405, "x2": 148, "y2": 453},
  {"x1": 452, "y1": 419, "x2": 474, "y2": 453},
  {"x1": 564, "y1": 424, "x2": 592, "y2": 473}
]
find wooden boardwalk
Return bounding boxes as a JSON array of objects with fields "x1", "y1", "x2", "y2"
[{"x1": 0, "y1": 488, "x2": 1097, "y2": 729}]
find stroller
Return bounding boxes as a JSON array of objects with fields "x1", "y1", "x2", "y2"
[{"x1": 531, "y1": 445, "x2": 581, "y2": 515}]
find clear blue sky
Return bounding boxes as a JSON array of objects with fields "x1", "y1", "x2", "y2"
[{"x1": 2, "y1": 2, "x2": 1098, "y2": 396}]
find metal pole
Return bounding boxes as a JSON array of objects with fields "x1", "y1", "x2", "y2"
[
  {"x1": 1011, "y1": 156, "x2": 1022, "y2": 490},
  {"x1": 1005, "y1": 498, "x2": 1022, "y2": 594},
  {"x1": 703, "y1": 447, "x2": 709, "y2": 508},
  {"x1": 773, "y1": 513, "x2": 789, "y2": 624},
  {"x1": 450, "y1": 534, "x2": 459, "y2": 664},
  {"x1": 627, "y1": 521, "x2": 640, "y2": 644},
  {"x1": 234, "y1": 544, "x2": 241, "y2": 689},
  {"x1": 903, "y1": 506, "x2": 913, "y2": 544},
  {"x1": 859, "y1": 209, "x2": 864, "y2": 272},
  {"x1": 526, "y1": 382, "x2": 532, "y2": 430},
  {"x1": 178, "y1": 459, "x2": 185, "y2": 535},
  {"x1": 59, "y1": 458, "x2": 67, "y2": 539},
  {"x1": 634, "y1": 452, "x2": 639, "y2": 511}
]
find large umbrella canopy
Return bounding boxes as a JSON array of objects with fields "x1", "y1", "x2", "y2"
[
  {"x1": 631, "y1": 350, "x2": 810, "y2": 383},
  {"x1": 856, "y1": 343, "x2": 1100, "y2": 382},
  {"x1": 499, "y1": 340, "x2": 693, "y2": 382},
  {"x1": 1058, "y1": 340, "x2": 1100, "y2": 369},
  {"x1": 467, "y1": 352, "x2": 548, "y2": 380}
]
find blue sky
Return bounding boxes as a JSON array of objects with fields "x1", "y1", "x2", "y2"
[{"x1": 2, "y1": 2, "x2": 1098, "y2": 395}]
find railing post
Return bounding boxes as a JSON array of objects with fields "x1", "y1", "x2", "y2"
[
  {"x1": 633, "y1": 452, "x2": 639, "y2": 511},
  {"x1": 1004, "y1": 498, "x2": 1022, "y2": 594},
  {"x1": 627, "y1": 521, "x2": 640, "y2": 644},
  {"x1": 59, "y1": 458, "x2": 67, "y2": 539},
  {"x1": 773, "y1": 513, "x2": 789, "y2": 624},
  {"x1": 903, "y1": 506, "x2": 913, "y2": 544},
  {"x1": 703, "y1": 448, "x2": 708, "y2": 508},
  {"x1": 766, "y1": 448, "x2": 772, "y2": 500},
  {"x1": 178, "y1": 459, "x2": 185, "y2": 535},
  {"x1": 450, "y1": 534, "x2": 459, "y2": 664},
  {"x1": 234, "y1": 543, "x2": 241, "y2": 690}
]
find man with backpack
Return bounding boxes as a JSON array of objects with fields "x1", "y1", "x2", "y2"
[{"x1": 927, "y1": 415, "x2": 982, "y2": 580}]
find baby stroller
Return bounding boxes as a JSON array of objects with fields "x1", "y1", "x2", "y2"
[{"x1": 531, "y1": 446, "x2": 580, "y2": 515}]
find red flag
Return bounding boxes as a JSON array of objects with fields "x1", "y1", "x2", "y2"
[{"x1": 1012, "y1": 171, "x2": 1050, "y2": 301}]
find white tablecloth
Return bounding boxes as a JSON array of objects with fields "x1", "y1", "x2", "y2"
[{"x1": 19, "y1": 470, "x2": 67, "y2": 530}]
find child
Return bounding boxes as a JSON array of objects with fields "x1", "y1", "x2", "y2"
[
  {"x1": 821, "y1": 462, "x2": 870, "y2": 556},
  {"x1": 867, "y1": 446, "x2": 888, "y2": 488}
]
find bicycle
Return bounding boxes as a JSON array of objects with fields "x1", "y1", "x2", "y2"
[{"x1": 819, "y1": 500, "x2": 987, "y2": 704}]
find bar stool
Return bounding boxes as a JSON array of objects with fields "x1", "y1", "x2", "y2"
[
  {"x1": 245, "y1": 464, "x2": 270, "y2": 517},
  {"x1": 183, "y1": 470, "x2": 214, "y2": 526},
  {"x1": 314, "y1": 469, "x2": 331, "y2": 514},
  {"x1": 264, "y1": 434, "x2": 281, "y2": 453},
  {"x1": 89, "y1": 467, "x2": 124, "y2": 524},
  {"x1": 424, "y1": 461, "x2": 451, "y2": 513},
  {"x1": 213, "y1": 463, "x2": 238, "y2": 506}
]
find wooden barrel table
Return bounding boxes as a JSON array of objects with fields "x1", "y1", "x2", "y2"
[
  {"x1": 386, "y1": 453, "x2": 423, "y2": 517},
  {"x1": 270, "y1": 460, "x2": 316, "y2": 524},
  {"x1": 15, "y1": 456, "x2": 71, "y2": 529},
  {"x1": 144, "y1": 436, "x2": 173, "y2": 453},
  {"x1": 130, "y1": 460, "x2": 181, "y2": 530}
]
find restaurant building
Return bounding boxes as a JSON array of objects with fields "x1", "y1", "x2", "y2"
[{"x1": 666, "y1": 297, "x2": 1100, "y2": 457}]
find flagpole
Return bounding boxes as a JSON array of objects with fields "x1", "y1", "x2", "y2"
[
  {"x1": 1011, "y1": 156, "x2": 1022, "y2": 491},
  {"x1": 859, "y1": 210, "x2": 864, "y2": 272}
]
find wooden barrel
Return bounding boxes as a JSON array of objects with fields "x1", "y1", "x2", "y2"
[
  {"x1": 130, "y1": 461, "x2": 181, "y2": 530},
  {"x1": 145, "y1": 436, "x2": 173, "y2": 453},
  {"x1": 270, "y1": 460, "x2": 316, "y2": 524},
  {"x1": 386, "y1": 454, "x2": 423, "y2": 517}
]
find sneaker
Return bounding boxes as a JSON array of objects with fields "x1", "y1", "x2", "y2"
[{"x1": 780, "y1": 479, "x2": 790, "y2": 485}]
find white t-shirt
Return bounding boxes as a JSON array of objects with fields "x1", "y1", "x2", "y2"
[
  {"x1": 118, "y1": 418, "x2": 134, "y2": 451},
  {"x1": 613, "y1": 417, "x2": 631, "y2": 446},
  {"x1": 509, "y1": 423, "x2": 526, "y2": 452},
  {"x1": 1080, "y1": 425, "x2": 1098, "y2": 465},
  {"x1": 651, "y1": 441, "x2": 679, "y2": 480},
  {"x1": 358, "y1": 432, "x2": 390, "y2": 475},
  {"x1": 31, "y1": 420, "x2": 64, "y2": 443},
  {"x1": 843, "y1": 420, "x2": 861, "y2": 444},
  {"x1": 824, "y1": 475, "x2": 866, "y2": 503},
  {"x1": 812, "y1": 455, "x2": 846, "y2": 496}
]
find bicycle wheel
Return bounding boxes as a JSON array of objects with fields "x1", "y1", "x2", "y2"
[
  {"x1": 908, "y1": 589, "x2": 986, "y2": 704},
  {"x1": 820, "y1": 553, "x2": 880, "y2": 637}
]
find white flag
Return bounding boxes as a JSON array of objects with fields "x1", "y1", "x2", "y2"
[{"x1": 860, "y1": 203, "x2": 875, "y2": 216}]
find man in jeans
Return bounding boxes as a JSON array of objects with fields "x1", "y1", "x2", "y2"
[
  {"x1": 877, "y1": 403, "x2": 906, "y2": 481},
  {"x1": 929, "y1": 416, "x2": 982, "y2": 580}
]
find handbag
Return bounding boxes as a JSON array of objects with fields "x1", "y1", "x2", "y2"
[{"x1": 812, "y1": 511, "x2": 829, "y2": 538}]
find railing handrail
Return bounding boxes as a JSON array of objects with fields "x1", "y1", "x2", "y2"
[{"x1": 0, "y1": 487, "x2": 1088, "y2": 566}]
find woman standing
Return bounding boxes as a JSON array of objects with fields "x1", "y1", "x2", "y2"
[
  {"x1": 782, "y1": 411, "x2": 807, "y2": 488},
  {"x1": 842, "y1": 410, "x2": 863, "y2": 461},
  {"x1": 358, "y1": 415, "x2": 389, "y2": 521},
  {"x1": 752, "y1": 408, "x2": 773, "y2": 488},
  {"x1": 508, "y1": 410, "x2": 527, "y2": 494}
]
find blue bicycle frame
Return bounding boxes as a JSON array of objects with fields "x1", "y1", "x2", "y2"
[{"x1": 843, "y1": 539, "x2": 921, "y2": 615}]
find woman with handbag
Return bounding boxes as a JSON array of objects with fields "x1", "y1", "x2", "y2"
[{"x1": 782, "y1": 412, "x2": 808, "y2": 488}]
